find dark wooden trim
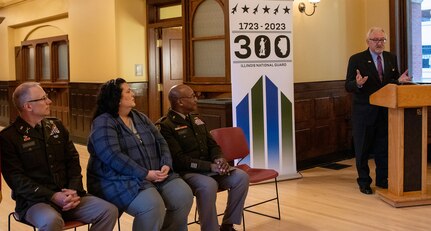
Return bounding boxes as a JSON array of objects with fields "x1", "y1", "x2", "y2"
[
  {"x1": 0, "y1": 81, "x2": 15, "y2": 126},
  {"x1": 147, "y1": 19, "x2": 182, "y2": 29},
  {"x1": 146, "y1": 0, "x2": 184, "y2": 122},
  {"x1": 389, "y1": 0, "x2": 408, "y2": 72},
  {"x1": 185, "y1": 82, "x2": 231, "y2": 93},
  {"x1": 147, "y1": 28, "x2": 161, "y2": 122},
  {"x1": 147, "y1": 0, "x2": 181, "y2": 6}
]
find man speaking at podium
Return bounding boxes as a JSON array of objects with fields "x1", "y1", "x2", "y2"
[{"x1": 345, "y1": 27, "x2": 411, "y2": 195}]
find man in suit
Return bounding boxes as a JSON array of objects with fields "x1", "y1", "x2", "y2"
[
  {"x1": 345, "y1": 27, "x2": 411, "y2": 194},
  {"x1": 157, "y1": 84, "x2": 249, "y2": 231}
]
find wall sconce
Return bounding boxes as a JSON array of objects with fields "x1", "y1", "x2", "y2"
[
  {"x1": 298, "y1": 0, "x2": 320, "y2": 16},
  {"x1": 0, "y1": 17, "x2": 5, "y2": 24}
]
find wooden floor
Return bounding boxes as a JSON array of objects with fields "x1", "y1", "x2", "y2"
[{"x1": 1, "y1": 143, "x2": 431, "y2": 231}]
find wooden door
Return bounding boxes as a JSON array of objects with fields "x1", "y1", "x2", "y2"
[{"x1": 162, "y1": 27, "x2": 183, "y2": 115}]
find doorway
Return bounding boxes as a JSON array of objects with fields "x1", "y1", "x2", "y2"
[{"x1": 161, "y1": 27, "x2": 183, "y2": 115}]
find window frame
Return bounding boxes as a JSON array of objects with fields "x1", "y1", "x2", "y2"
[{"x1": 20, "y1": 35, "x2": 69, "y2": 83}]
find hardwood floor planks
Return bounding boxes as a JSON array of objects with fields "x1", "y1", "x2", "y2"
[{"x1": 1, "y1": 144, "x2": 430, "y2": 231}]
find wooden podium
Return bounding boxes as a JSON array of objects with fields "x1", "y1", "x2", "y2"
[{"x1": 370, "y1": 84, "x2": 431, "y2": 207}]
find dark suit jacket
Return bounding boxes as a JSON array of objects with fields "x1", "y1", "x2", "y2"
[{"x1": 345, "y1": 49, "x2": 400, "y2": 125}]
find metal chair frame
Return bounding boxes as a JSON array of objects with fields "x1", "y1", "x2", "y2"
[
  {"x1": 188, "y1": 190, "x2": 246, "y2": 230},
  {"x1": 8, "y1": 212, "x2": 89, "y2": 231},
  {"x1": 210, "y1": 127, "x2": 281, "y2": 222}
]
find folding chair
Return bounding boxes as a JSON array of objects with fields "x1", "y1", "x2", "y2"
[
  {"x1": 8, "y1": 211, "x2": 89, "y2": 231},
  {"x1": 210, "y1": 127, "x2": 281, "y2": 220}
]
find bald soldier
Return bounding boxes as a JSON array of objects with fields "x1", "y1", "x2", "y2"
[{"x1": 157, "y1": 84, "x2": 249, "y2": 231}]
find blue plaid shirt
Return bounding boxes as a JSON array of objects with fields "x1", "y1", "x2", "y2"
[{"x1": 87, "y1": 109, "x2": 177, "y2": 211}]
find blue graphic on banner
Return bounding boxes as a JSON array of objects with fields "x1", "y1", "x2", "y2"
[
  {"x1": 266, "y1": 77, "x2": 280, "y2": 170},
  {"x1": 237, "y1": 95, "x2": 250, "y2": 164},
  {"x1": 236, "y1": 76, "x2": 285, "y2": 169}
]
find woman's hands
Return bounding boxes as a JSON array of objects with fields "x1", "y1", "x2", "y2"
[{"x1": 146, "y1": 165, "x2": 170, "y2": 182}]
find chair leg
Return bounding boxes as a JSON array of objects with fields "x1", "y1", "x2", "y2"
[
  {"x1": 8, "y1": 212, "x2": 36, "y2": 231},
  {"x1": 194, "y1": 205, "x2": 198, "y2": 223},
  {"x1": 275, "y1": 178, "x2": 281, "y2": 219},
  {"x1": 187, "y1": 202, "x2": 200, "y2": 225},
  {"x1": 243, "y1": 178, "x2": 281, "y2": 220},
  {"x1": 242, "y1": 210, "x2": 246, "y2": 231},
  {"x1": 8, "y1": 212, "x2": 12, "y2": 231}
]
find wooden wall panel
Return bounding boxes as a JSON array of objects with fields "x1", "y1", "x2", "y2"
[
  {"x1": 294, "y1": 80, "x2": 353, "y2": 169},
  {"x1": 197, "y1": 99, "x2": 232, "y2": 132},
  {"x1": 0, "y1": 84, "x2": 10, "y2": 126},
  {"x1": 47, "y1": 88, "x2": 69, "y2": 128},
  {"x1": 69, "y1": 82, "x2": 149, "y2": 143},
  {"x1": 69, "y1": 83, "x2": 99, "y2": 143},
  {"x1": 295, "y1": 128, "x2": 312, "y2": 158},
  {"x1": 294, "y1": 99, "x2": 313, "y2": 124},
  {"x1": 315, "y1": 97, "x2": 331, "y2": 120}
]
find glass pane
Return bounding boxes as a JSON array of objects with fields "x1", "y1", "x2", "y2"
[
  {"x1": 420, "y1": 0, "x2": 431, "y2": 82},
  {"x1": 41, "y1": 45, "x2": 50, "y2": 80},
  {"x1": 159, "y1": 5, "x2": 182, "y2": 20},
  {"x1": 193, "y1": 39, "x2": 225, "y2": 77},
  {"x1": 58, "y1": 42, "x2": 69, "y2": 80},
  {"x1": 193, "y1": 0, "x2": 224, "y2": 37},
  {"x1": 27, "y1": 46, "x2": 35, "y2": 80}
]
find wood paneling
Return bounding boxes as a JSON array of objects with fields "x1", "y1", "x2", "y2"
[
  {"x1": 197, "y1": 98, "x2": 232, "y2": 132},
  {"x1": 0, "y1": 83, "x2": 10, "y2": 126},
  {"x1": 294, "y1": 80, "x2": 353, "y2": 170},
  {"x1": 69, "y1": 82, "x2": 149, "y2": 144},
  {"x1": 47, "y1": 87, "x2": 69, "y2": 127},
  {"x1": 69, "y1": 83, "x2": 100, "y2": 143}
]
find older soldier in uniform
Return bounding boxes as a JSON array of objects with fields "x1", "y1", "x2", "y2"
[
  {"x1": 157, "y1": 84, "x2": 249, "y2": 231},
  {"x1": 0, "y1": 82, "x2": 118, "y2": 231}
]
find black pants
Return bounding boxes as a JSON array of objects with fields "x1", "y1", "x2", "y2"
[{"x1": 352, "y1": 110, "x2": 388, "y2": 187}]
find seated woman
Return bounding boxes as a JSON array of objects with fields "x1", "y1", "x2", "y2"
[{"x1": 87, "y1": 78, "x2": 193, "y2": 231}]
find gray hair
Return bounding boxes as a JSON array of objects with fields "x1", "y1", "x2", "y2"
[
  {"x1": 12, "y1": 82, "x2": 41, "y2": 110},
  {"x1": 366, "y1": 27, "x2": 386, "y2": 40}
]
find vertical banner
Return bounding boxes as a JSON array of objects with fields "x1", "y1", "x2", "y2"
[{"x1": 229, "y1": 0, "x2": 299, "y2": 179}]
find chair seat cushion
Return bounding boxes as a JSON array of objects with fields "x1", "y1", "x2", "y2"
[{"x1": 236, "y1": 164, "x2": 279, "y2": 183}]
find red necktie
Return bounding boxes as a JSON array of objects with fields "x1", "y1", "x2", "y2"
[{"x1": 377, "y1": 55, "x2": 383, "y2": 82}]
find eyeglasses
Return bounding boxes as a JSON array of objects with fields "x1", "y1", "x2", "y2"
[
  {"x1": 180, "y1": 93, "x2": 196, "y2": 99},
  {"x1": 368, "y1": 38, "x2": 387, "y2": 43},
  {"x1": 27, "y1": 94, "x2": 49, "y2": 103}
]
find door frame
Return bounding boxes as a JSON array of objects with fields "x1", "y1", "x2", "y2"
[{"x1": 146, "y1": 0, "x2": 183, "y2": 121}]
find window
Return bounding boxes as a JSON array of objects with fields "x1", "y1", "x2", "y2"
[
  {"x1": 421, "y1": 1, "x2": 431, "y2": 80},
  {"x1": 187, "y1": 0, "x2": 229, "y2": 83},
  {"x1": 20, "y1": 35, "x2": 69, "y2": 82}
]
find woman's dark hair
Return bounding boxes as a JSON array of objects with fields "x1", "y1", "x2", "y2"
[{"x1": 92, "y1": 77, "x2": 126, "y2": 120}]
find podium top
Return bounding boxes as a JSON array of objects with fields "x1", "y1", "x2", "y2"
[{"x1": 370, "y1": 83, "x2": 431, "y2": 108}]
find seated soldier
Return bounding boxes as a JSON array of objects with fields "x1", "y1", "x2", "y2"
[
  {"x1": 0, "y1": 82, "x2": 118, "y2": 231},
  {"x1": 157, "y1": 84, "x2": 250, "y2": 231}
]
